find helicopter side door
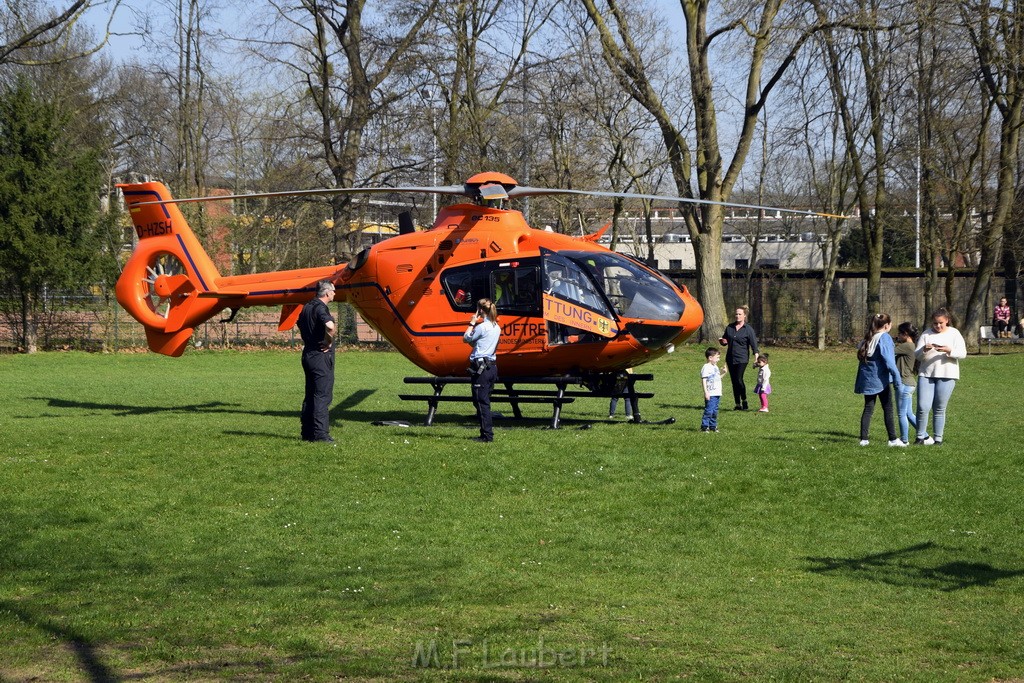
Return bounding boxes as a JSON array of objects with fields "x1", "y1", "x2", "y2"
[
  {"x1": 439, "y1": 258, "x2": 547, "y2": 355},
  {"x1": 541, "y1": 252, "x2": 619, "y2": 345}
]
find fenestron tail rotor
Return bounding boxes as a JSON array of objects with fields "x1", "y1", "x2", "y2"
[{"x1": 142, "y1": 253, "x2": 187, "y2": 319}]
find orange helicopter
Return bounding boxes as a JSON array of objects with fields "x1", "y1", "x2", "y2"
[{"x1": 115, "y1": 172, "x2": 833, "y2": 386}]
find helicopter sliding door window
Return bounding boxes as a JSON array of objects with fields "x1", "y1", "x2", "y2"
[
  {"x1": 542, "y1": 254, "x2": 614, "y2": 317},
  {"x1": 440, "y1": 258, "x2": 541, "y2": 314},
  {"x1": 491, "y1": 266, "x2": 541, "y2": 314}
]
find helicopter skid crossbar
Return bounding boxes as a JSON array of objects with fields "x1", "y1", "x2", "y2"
[{"x1": 400, "y1": 373, "x2": 655, "y2": 429}]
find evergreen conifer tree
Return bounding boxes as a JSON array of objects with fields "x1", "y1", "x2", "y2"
[{"x1": 0, "y1": 76, "x2": 108, "y2": 352}]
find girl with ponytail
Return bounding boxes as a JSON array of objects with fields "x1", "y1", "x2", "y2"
[
  {"x1": 463, "y1": 298, "x2": 500, "y2": 442},
  {"x1": 854, "y1": 313, "x2": 905, "y2": 446}
]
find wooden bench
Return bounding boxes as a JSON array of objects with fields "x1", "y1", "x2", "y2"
[
  {"x1": 980, "y1": 325, "x2": 1022, "y2": 353},
  {"x1": 400, "y1": 373, "x2": 655, "y2": 429}
]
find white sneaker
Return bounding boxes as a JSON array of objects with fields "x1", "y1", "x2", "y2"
[
  {"x1": 758, "y1": 408, "x2": 769, "y2": 413},
  {"x1": 888, "y1": 439, "x2": 908, "y2": 447},
  {"x1": 915, "y1": 436, "x2": 935, "y2": 446},
  {"x1": 859, "y1": 440, "x2": 870, "y2": 446}
]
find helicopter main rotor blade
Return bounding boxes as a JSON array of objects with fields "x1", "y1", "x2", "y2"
[
  {"x1": 130, "y1": 185, "x2": 472, "y2": 207},
  {"x1": 507, "y1": 185, "x2": 848, "y2": 220},
  {"x1": 126, "y1": 178, "x2": 847, "y2": 219}
]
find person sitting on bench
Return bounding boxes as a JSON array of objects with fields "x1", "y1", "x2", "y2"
[{"x1": 993, "y1": 297, "x2": 1013, "y2": 338}]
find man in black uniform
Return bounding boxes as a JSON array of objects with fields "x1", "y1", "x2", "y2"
[{"x1": 298, "y1": 280, "x2": 337, "y2": 442}]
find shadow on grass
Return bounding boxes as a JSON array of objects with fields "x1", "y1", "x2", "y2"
[
  {"x1": 28, "y1": 397, "x2": 245, "y2": 417},
  {"x1": 1, "y1": 601, "x2": 118, "y2": 683},
  {"x1": 806, "y1": 541, "x2": 1024, "y2": 591},
  {"x1": 1, "y1": 600, "x2": 345, "y2": 681},
  {"x1": 27, "y1": 392, "x2": 656, "y2": 434},
  {"x1": 28, "y1": 392, "x2": 422, "y2": 427},
  {"x1": 806, "y1": 429, "x2": 854, "y2": 444}
]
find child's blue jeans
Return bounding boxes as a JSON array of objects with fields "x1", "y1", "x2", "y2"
[
  {"x1": 897, "y1": 382, "x2": 917, "y2": 443},
  {"x1": 701, "y1": 396, "x2": 720, "y2": 430},
  {"x1": 916, "y1": 377, "x2": 956, "y2": 442}
]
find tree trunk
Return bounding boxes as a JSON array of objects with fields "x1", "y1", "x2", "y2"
[
  {"x1": 693, "y1": 226, "x2": 725, "y2": 340},
  {"x1": 964, "y1": 116, "x2": 1021, "y2": 344},
  {"x1": 961, "y1": 0, "x2": 1024, "y2": 347},
  {"x1": 815, "y1": 233, "x2": 843, "y2": 349},
  {"x1": 21, "y1": 290, "x2": 37, "y2": 354}
]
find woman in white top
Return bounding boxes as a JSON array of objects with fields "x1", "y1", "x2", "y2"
[{"x1": 913, "y1": 308, "x2": 967, "y2": 446}]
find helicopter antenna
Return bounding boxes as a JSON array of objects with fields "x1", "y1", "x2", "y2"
[{"x1": 398, "y1": 211, "x2": 415, "y2": 235}]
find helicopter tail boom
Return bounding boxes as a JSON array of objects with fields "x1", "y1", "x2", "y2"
[{"x1": 116, "y1": 181, "x2": 351, "y2": 356}]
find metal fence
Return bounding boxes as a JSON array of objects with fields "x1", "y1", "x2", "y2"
[
  {"x1": 676, "y1": 270, "x2": 1017, "y2": 345},
  {"x1": 1, "y1": 271, "x2": 1017, "y2": 352},
  {"x1": 0, "y1": 299, "x2": 383, "y2": 353}
]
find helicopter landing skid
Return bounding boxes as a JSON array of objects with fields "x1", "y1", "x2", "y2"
[{"x1": 399, "y1": 373, "x2": 657, "y2": 429}]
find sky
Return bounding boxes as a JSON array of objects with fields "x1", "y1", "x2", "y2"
[
  {"x1": 89, "y1": 0, "x2": 691, "y2": 66},
  {"x1": 85, "y1": 0, "x2": 145, "y2": 63},
  {"x1": 87, "y1": 0, "x2": 244, "y2": 65}
]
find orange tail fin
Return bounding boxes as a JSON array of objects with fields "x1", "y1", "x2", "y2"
[{"x1": 115, "y1": 182, "x2": 225, "y2": 356}]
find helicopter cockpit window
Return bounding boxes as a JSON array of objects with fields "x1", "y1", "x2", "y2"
[
  {"x1": 543, "y1": 256, "x2": 613, "y2": 317},
  {"x1": 554, "y1": 251, "x2": 684, "y2": 322}
]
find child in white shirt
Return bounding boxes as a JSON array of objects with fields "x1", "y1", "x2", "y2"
[{"x1": 700, "y1": 348, "x2": 728, "y2": 432}]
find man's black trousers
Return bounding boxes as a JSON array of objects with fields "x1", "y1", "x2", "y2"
[{"x1": 301, "y1": 351, "x2": 335, "y2": 440}]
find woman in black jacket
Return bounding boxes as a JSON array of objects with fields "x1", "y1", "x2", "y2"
[{"x1": 719, "y1": 306, "x2": 760, "y2": 411}]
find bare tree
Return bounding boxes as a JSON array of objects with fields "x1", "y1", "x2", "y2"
[
  {"x1": 959, "y1": 0, "x2": 1024, "y2": 345},
  {"x1": 531, "y1": 64, "x2": 603, "y2": 232},
  {"x1": 895, "y1": 0, "x2": 994, "y2": 320},
  {"x1": 579, "y1": 0, "x2": 836, "y2": 339},
  {"x1": 811, "y1": 0, "x2": 916, "y2": 314},
  {"x1": 589, "y1": 70, "x2": 663, "y2": 253},
  {"x1": 254, "y1": 0, "x2": 438, "y2": 262},
  {"x1": 423, "y1": 0, "x2": 559, "y2": 184},
  {"x1": 791, "y1": 57, "x2": 858, "y2": 348},
  {"x1": 1, "y1": 0, "x2": 122, "y2": 65},
  {"x1": 171, "y1": 0, "x2": 212, "y2": 199}
]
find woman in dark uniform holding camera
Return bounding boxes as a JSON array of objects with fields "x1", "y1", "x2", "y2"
[{"x1": 463, "y1": 298, "x2": 500, "y2": 442}]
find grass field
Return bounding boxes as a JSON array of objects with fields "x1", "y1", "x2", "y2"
[{"x1": 1, "y1": 346, "x2": 1022, "y2": 682}]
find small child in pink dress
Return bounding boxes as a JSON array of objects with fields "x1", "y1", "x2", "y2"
[{"x1": 754, "y1": 354, "x2": 772, "y2": 412}]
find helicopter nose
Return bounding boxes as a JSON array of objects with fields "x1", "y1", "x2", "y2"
[
  {"x1": 676, "y1": 285, "x2": 705, "y2": 340},
  {"x1": 624, "y1": 322, "x2": 687, "y2": 350}
]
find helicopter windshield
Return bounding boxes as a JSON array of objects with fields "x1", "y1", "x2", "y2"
[
  {"x1": 543, "y1": 253, "x2": 613, "y2": 317},
  {"x1": 550, "y1": 251, "x2": 684, "y2": 322}
]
